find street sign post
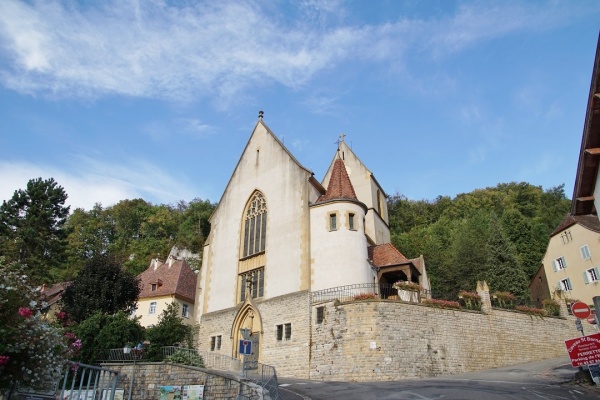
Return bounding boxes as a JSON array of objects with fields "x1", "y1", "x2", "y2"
[
  {"x1": 571, "y1": 301, "x2": 591, "y2": 319},
  {"x1": 565, "y1": 333, "x2": 600, "y2": 367}
]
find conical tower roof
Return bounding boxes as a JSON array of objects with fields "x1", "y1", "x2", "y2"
[{"x1": 316, "y1": 156, "x2": 358, "y2": 202}]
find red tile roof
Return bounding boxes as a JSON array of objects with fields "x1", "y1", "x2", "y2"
[
  {"x1": 368, "y1": 243, "x2": 409, "y2": 267},
  {"x1": 317, "y1": 158, "x2": 358, "y2": 203},
  {"x1": 551, "y1": 214, "x2": 600, "y2": 236},
  {"x1": 138, "y1": 258, "x2": 197, "y2": 303},
  {"x1": 40, "y1": 282, "x2": 70, "y2": 306}
]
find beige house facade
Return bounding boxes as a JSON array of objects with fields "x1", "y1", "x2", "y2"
[
  {"x1": 541, "y1": 214, "x2": 600, "y2": 307},
  {"x1": 135, "y1": 256, "x2": 198, "y2": 328},
  {"x1": 195, "y1": 116, "x2": 429, "y2": 377}
]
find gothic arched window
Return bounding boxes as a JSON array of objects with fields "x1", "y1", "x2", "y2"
[{"x1": 242, "y1": 192, "x2": 267, "y2": 258}]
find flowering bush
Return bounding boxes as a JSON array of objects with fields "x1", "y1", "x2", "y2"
[
  {"x1": 422, "y1": 299, "x2": 461, "y2": 309},
  {"x1": 353, "y1": 292, "x2": 379, "y2": 300},
  {"x1": 458, "y1": 291, "x2": 482, "y2": 310},
  {"x1": 393, "y1": 281, "x2": 423, "y2": 292},
  {"x1": 0, "y1": 260, "x2": 78, "y2": 391},
  {"x1": 492, "y1": 291, "x2": 516, "y2": 309},
  {"x1": 515, "y1": 305, "x2": 546, "y2": 317}
]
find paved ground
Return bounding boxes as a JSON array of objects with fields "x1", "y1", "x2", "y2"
[{"x1": 278, "y1": 357, "x2": 600, "y2": 400}]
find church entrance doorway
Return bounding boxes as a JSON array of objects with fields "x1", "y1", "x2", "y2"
[{"x1": 232, "y1": 302, "x2": 262, "y2": 369}]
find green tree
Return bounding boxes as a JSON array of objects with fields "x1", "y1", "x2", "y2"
[
  {"x1": 145, "y1": 302, "x2": 194, "y2": 360},
  {"x1": 60, "y1": 254, "x2": 140, "y2": 323},
  {"x1": 74, "y1": 311, "x2": 144, "y2": 365},
  {"x1": 0, "y1": 178, "x2": 70, "y2": 284},
  {"x1": 482, "y1": 217, "x2": 529, "y2": 298}
]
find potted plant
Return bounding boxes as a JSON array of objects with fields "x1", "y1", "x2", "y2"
[
  {"x1": 543, "y1": 299, "x2": 560, "y2": 317},
  {"x1": 392, "y1": 281, "x2": 423, "y2": 302},
  {"x1": 458, "y1": 291, "x2": 482, "y2": 310},
  {"x1": 492, "y1": 291, "x2": 516, "y2": 309}
]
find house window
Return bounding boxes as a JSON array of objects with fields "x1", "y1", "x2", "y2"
[
  {"x1": 581, "y1": 245, "x2": 591, "y2": 260},
  {"x1": 329, "y1": 213, "x2": 337, "y2": 231},
  {"x1": 349, "y1": 213, "x2": 355, "y2": 230},
  {"x1": 559, "y1": 278, "x2": 572, "y2": 291},
  {"x1": 242, "y1": 192, "x2": 267, "y2": 258},
  {"x1": 149, "y1": 302, "x2": 157, "y2": 315},
  {"x1": 285, "y1": 323, "x2": 291, "y2": 340},
  {"x1": 561, "y1": 230, "x2": 573, "y2": 244},
  {"x1": 316, "y1": 306, "x2": 325, "y2": 324},
  {"x1": 210, "y1": 336, "x2": 216, "y2": 351},
  {"x1": 239, "y1": 267, "x2": 264, "y2": 302},
  {"x1": 151, "y1": 284, "x2": 157, "y2": 291},
  {"x1": 276, "y1": 324, "x2": 291, "y2": 341},
  {"x1": 585, "y1": 267, "x2": 600, "y2": 284},
  {"x1": 553, "y1": 256, "x2": 567, "y2": 271},
  {"x1": 182, "y1": 304, "x2": 189, "y2": 318},
  {"x1": 276, "y1": 324, "x2": 283, "y2": 341}
]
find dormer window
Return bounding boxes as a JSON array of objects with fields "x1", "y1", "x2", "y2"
[{"x1": 151, "y1": 284, "x2": 157, "y2": 291}]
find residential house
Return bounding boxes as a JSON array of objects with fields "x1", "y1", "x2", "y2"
[
  {"x1": 135, "y1": 255, "x2": 198, "y2": 328},
  {"x1": 540, "y1": 214, "x2": 600, "y2": 307}
]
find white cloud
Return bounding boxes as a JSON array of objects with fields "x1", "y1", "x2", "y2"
[
  {"x1": 0, "y1": 0, "x2": 593, "y2": 104},
  {"x1": 0, "y1": 157, "x2": 197, "y2": 211}
]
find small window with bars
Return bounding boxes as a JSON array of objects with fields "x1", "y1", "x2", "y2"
[
  {"x1": 329, "y1": 213, "x2": 337, "y2": 231},
  {"x1": 349, "y1": 213, "x2": 355, "y2": 230},
  {"x1": 316, "y1": 306, "x2": 325, "y2": 324}
]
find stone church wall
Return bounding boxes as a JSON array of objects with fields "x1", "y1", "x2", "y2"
[
  {"x1": 198, "y1": 291, "x2": 311, "y2": 379},
  {"x1": 310, "y1": 300, "x2": 580, "y2": 381}
]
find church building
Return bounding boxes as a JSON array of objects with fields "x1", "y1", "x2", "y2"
[{"x1": 196, "y1": 113, "x2": 429, "y2": 377}]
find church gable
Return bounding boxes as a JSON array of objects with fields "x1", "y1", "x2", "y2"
[{"x1": 201, "y1": 116, "x2": 314, "y2": 313}]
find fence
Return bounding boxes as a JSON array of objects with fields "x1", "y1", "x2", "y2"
[
  {"x1": 244, "y1": 363, "x2": 281, "y2": 400},
  {"x1": 311, "y1": 282, "x2": 431, "y2": 304}
]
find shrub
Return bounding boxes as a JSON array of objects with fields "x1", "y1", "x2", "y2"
[
  {"x1": 458, "y1": 291, "x2": 482, "y2": 310},
  {"x1": 515, "y1": 305, "x2": 546, "y2": 317},
  {"x1": 543, "y1": 299, "x2": 561, "y2": 317},
  {"x1": 164, "y1": 350, "x2": 204, "y2": 367},
  {"x1": 422, "y1": 299, "x2": 461, "y2": 309},
  {"x1": 393, "y1": 281, "x2": 423, "y2": 291},
  {"x1": 492, "y1": 291, "x2": 516, "y2": 309},
  {"x1": 353, "y1": 293, "x2": 379, "y2": 300}
]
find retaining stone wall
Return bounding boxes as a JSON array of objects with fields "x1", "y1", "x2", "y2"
[
  {"x1": 310, "y1": 299, "x2": 581, "y2": 381},
  {"x1": 103, "y1": 362, "x2": 263, "y2": 400}
]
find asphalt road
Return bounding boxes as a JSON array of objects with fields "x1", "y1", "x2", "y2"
[{"x1": 278, "y1": 357, "x2": 600, "y2": 400}]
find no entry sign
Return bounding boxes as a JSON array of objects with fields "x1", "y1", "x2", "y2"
[
  {"x1": 565, "y1": 333, "x2": 600, "y2": 367},
  {"x1": 571, "y1": 301, "x2": 591, "y2": 319}
]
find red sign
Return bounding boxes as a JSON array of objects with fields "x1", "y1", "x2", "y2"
[
  {"x1": 571, "y1": 301, "x2": 591, "y2": 319},
  {"x1": 565, "y1": 333, "x2": 600, "y2": 367}
]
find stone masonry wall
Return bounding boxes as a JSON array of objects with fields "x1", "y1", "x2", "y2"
[
  {"x1": 103, "y1": 362, "x2": 264, "y2": 400},
  {"x1": 310, "y1": 299, "x2": 581, "y2": 381},
  {"x1": 197, "y1": 291, "x2": 311, "y2": 379}
]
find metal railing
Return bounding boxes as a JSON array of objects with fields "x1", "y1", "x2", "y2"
[
  {"x1": 244, "y1": 362, "x2": 282, "y2": 400},
  {"x1": 57, "y1": 361, "x2": 120, "y2": 400},
  {"x1": 311, "y1": 282, "x2": 430, "y2": 304}
]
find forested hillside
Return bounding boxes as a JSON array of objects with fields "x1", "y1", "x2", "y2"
[
  {"x1": 388, "y1": 182, "x2": 571, "y2": 299},
  {"x1": 0, "y1": 179, "x2": 570, "y2": 300}
]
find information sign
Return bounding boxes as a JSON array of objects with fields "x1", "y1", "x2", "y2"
[
  {"x1": 239, "y1": 339, "x2": 252, "y2": 355},
  {"x1": 571, "y1": 301, "x2": 591, "y2": 319},
  {"x1": 565, "y1": 333, "x2": 600, "y2": 367}
]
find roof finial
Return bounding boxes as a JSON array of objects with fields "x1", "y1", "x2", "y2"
[
  {"x1": 258, "y1": 110, "x2": 264, "y2": 120},
  {"x1": 335, "y1": 133, "x2": 346, "y2": 146}
]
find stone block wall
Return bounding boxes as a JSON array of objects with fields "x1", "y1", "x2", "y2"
[
  {"x1": 103, "y1": 362, "x2": 262, "y2": 400},
  {"x1": 310, "y1": 299, "x2": 581, "y2": 381},
  {"x1": 197, "y1": 291, "x2": 311, "y2": 379}
]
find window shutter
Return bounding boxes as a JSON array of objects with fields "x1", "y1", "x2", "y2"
[
  {"x1": 556, "y1": 281, "x2": 562, "y2": 291},
  {"x1": 552, "y1": 260, "x2": 558, "y2": 272},
  {"x1": 584, "y1": 271, "x2": 590, "y2": 284},
  {"x1": 566, "y1": 278, "x2": 572, "y2": 290},
  {"x1": 562, "y1": 256, "x2": 567, "y2": 268},
  {"x1": 594, "y1": 267, "x2": 600, "y2": 279}
]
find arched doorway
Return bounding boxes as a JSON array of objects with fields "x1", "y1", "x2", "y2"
[{"x1": 231, "y1": 301, "x2": 262, "y2": 369}]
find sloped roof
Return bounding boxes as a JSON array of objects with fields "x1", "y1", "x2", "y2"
[
  {"x1": 572, "y1": 32, "x2": 600, "y2": 216},
  {"x1": 551, "y1": 213, "x2": 600, "y2": 236},
  {"x1": 368, "y1": 243, "x2": 409, "y2": 267},
  {"x1": 408, "y1": 257, "x2": 423, "y2": 274},
  {"x1": 41, "y1": 281, "x2": 70, "y2": 307},
  {"x1": 138, "y1": 259, "x2": 197, "y2": 303},
  {"x1": 316, "y1": 157, "x2": 358, "y2": 203}
]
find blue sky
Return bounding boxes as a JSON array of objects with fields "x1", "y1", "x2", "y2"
[{"x1": 0, "y1": 0, "x2": 599, "y2": 211}]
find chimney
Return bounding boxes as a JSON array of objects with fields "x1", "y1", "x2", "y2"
[{"x1": 168, "y1": 255, "x2": 176, "y2": 267}]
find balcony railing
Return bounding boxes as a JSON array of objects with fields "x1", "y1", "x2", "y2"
[{"x1": 311, "y1": 282, "x2": 430, "y2": 304}]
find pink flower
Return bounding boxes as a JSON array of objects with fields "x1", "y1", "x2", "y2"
[
  {"x1": 72, "y1": 339, "x2": 82, "y2": 350},
  {"x1": 0, "y1": 355, "x2": 9, "y2": 365},
  {"x1": 18, "y1": 307, "x2": 33, "y2": 318}
]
